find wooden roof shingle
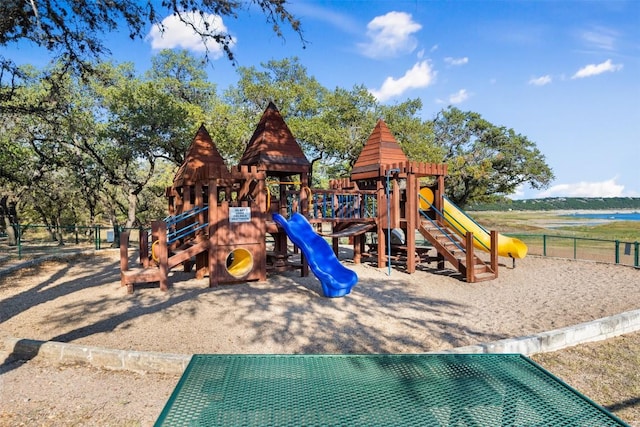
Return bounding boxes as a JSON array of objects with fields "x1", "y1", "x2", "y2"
[
  {"x1": 239, "y1": 102, "x2": 310, "y2": 174},
  {"x1": 173, "y1": 125, "x2": 230, "y2": 186},
  {"x1": 351, "y1": 119, "x2": 408, "y2": 180}
]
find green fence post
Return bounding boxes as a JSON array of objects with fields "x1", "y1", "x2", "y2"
[
  {"x1": 543, "y1": 235, "x2": 547, "y2": 257},
  {"x1": 573, "y1": 237, "x2": 577, "y2": 260},
  {"x1": 614, "y1": 240, "x2": 620, "y2": 265},
  {"x1": 635, "y1": 242, "x2": 639, "y2": 268}
]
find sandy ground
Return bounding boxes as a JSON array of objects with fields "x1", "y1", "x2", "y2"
[{"x1": 1, "y1": 250, "x2": 639, "y2": 425}]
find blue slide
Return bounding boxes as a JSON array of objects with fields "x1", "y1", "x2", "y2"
[{"x1": 272, "y1": 213, "x2": 358, "y2": 298}]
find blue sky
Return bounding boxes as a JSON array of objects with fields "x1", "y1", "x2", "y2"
[{"x1": 7, "y1": 1, "x2": 640, "y2": 199}]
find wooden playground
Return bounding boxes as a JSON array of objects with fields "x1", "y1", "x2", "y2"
[{"x1": 121, "y1": 102, "x2": 526, "y2": 296}]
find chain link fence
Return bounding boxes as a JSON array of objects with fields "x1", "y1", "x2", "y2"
[
  {"x1": 2, "y1": 224, "x2": 638, "y2": 269},
  {"x1": 512, "y1": 234, "x2": 639, "y2": 268},
  {"x1": 0, "y1": 224, "x2": 145, "y2": 266}
]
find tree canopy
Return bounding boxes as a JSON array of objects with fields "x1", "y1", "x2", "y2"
[
  {"x1": 0, "y1": 0, "x2": 303, "y2": 111},
  {"x1": 1, "y1": 47, "x2": 554, "y2": 237},
  {"x1": 433, "y1": 107, "x2": 554, "y2": 206}
]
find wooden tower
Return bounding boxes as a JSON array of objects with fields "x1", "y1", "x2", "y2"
[
  {"x1": 350, "y1": 119, "x2": 447, "y2": 273},
  {"x1": 239, "y1": 102, "x2": 312, "y2": 275}
]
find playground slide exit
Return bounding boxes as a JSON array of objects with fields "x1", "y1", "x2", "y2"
[
  {"x1": 272, "y1": 213, "x2": 358, "y2": 298},
  {"x1": 420, "y1": 188, "x2": 528, "y2": 259}
]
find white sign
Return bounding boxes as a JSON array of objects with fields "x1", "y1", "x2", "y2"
[{"x1": 229, "y1": 207, "x2": 251, "y2": 223}]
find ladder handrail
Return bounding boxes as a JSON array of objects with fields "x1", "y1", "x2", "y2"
[
  {"x1": 419, "y1": 194, "x2": 489, "y2": 252},
  {"x1": 419, "y1": 208, "x2": 465, "y2": 253},
  {"x1": 164, "y1": 206, "x2": 209, "y2": 244},
  {"x1": 167, "y1": 222, "x2": 209, "y2": 245},
  {"x1": 442, "y1": 195, "x2": 490, "y2": 234},
  {"x1": 441, "y1": 195, "x2": 490, "y2": 252},
  {"x1": 164, "y1": 206, "x2": 209, "y2": 226}
]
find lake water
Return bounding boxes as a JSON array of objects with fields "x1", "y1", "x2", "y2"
[{"x1": 562, "y1": 212, "x2": 640, "y2": 222}]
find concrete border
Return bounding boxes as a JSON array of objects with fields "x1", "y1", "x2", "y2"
[
  {"x1": 2, "y1": 308, "x2": 640, "y2": 374},
  {"x1": 439, "y1": 308, "x2": 640, "y2": 355},
  {"x1": 1, "y1": 336, "x2": 191, "y2": 374}
]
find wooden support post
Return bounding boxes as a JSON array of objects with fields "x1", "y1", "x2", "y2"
[
  {"x1": 195, "y1": 252, "x2": 208, "y2": 279},
  {"x1": 406, "y1": 173, "x2": 417, "y2": 273},
  {"x1": 183, "y1": 185, "x2": 192, "y2": 212},
  {"x1": 139, "y1": 228, "x2": 149, "y2": 267},
  {"x1": 120, "y1": 231, "x2": 130, "y2": 283},
  {"x1": 435, "y1": 175, "x2": 445, "y2": 213},
  {"x1": 391, "y1": 178, "x2": 400, "y2": 229},
  {"x1": 353, "y1": 234, "x2": 362, "y2": 264},
  {"x1": 208, "y1": 179, "x2": 219, "y2": 287},
  {"x1": 300, "y1": 172, "x2": 309, "y2": 217},
  {"x1": 490, "y1": 230, "x2": 499, "y2": 278},
  {"x1": 255, "y1": 174, "x2": 268, "y2": 282},
  {"x1": 300, "y1": 251, "x2": 309, "y2": 277},
  {"x1": 465, "y1": 231, "x2": 475, "y2": 283},
  {"x1": 156, "y1": 221, "x2": 169, "y2": 291},
  {"x1": 377, "y1": 179, "x2": 386, "y2": 269}
]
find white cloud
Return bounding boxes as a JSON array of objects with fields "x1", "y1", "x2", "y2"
[
  {"x1": 529, "y1": 75, "x2": 552, "y2": 86},
  {"x1": 508, "y1": 184, "x2": 527, "y2": 200},
  {"x1": 580, "y1": 26, "x2": 619, "y2": 51},
  {"x1": 537, "y1": 178, "x2": 625, "y2": 198},
  {"x1": 571, "y1": 59, "x2": 623, "y2": 79},
  {"x1": 290, "y1": 3, "x2": 358, "y2": 34},
  {"x1": 449, "y1": 89, "x2": 469, "y2": 104},
  {"x1": 147, "y1": 12, "x2": 234, "y2": 58},
  {"x1": 358, "y1": 11, "x2": 422, "y2": 59},
  {"x1": 369, "y1": 60, "x2": 436, "y2": 102},
  {"x1": 444, "y1": 56, "x2": 468, "y2": 66}
]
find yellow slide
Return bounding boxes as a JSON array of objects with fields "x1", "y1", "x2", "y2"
[{"x1": 419, "y1": 188, "x2": 528, "y2": 259}]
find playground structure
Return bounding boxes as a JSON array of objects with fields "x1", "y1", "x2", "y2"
[{"x1": 120, "y1": 102, "x2": 527, "y2": 296}]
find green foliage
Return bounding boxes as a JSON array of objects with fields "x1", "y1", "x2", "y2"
[
  {"x1": 1, "y1": 47, "x2": 557, "y2": 231},
  {"x1": 433, "y1": 107, "x2": 554, "y2": 207}
]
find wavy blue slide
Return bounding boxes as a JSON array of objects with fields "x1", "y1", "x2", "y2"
[{"x1": 272, "y1": 213, "x2": 358, "y2": 298}]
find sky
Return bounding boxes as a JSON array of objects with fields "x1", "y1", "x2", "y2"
[{"x1": 7, "y1": 0, "x2": 640, "y2": 200}]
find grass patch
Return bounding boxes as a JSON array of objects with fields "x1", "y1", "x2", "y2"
[{"x1": 533, "y1": 332, "x2": 640, "y2": 424}]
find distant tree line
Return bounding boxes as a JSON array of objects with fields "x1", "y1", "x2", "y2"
[{"x1": 469, "y1": 197, "x2": 640, "y2": 211}]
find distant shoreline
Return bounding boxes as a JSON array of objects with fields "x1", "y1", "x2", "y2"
[
  {"x1": 469, "y1": 197, "x2": 640, "y2": 213},
  {"x1": 469, "y1": 208, "x2": 640, "y2": 215}
]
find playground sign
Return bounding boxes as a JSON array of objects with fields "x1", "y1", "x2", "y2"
[{"x1": 229, "y1": 207, "x2": 251, "y2": 223}]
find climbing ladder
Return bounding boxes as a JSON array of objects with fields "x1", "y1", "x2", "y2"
[
  {"x1": 120, "y1": 207, "x2": 210, "y2": 293},
  {"x1": 417, "y1": 199, "x2": 497, "y2": 283}
]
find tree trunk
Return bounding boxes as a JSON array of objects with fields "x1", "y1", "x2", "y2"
[
  {"x1": 1, "y1": 196, "x2": 18, "y2": 245},
  {"x1": 126, "y1": 191, "x2": 137, "y2": 229},
  {"x1": 2, "y1": 216, "x2": 17, "y2": 246},
  {"x1": 55, "y1": 218, "x2": 65, "y2": 246}
]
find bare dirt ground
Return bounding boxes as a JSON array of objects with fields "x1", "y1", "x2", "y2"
[{"x1": 1, "y1": 250, "x2": 639, "y2": 426}]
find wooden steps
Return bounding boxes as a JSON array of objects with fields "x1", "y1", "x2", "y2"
[
  {"x1": 121, "y1": 267, "x2": 162, "y2": 293},
  {"x1": 120, "y1": 234, "x2": 211, "y2": 293},
  {"x1": 417, "y1": 221, "x2": 497, "y2": 283}
]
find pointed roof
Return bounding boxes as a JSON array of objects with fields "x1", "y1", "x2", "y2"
[
  {"x1": 351, "y1": 119, "x2": 408, "y2": 180},
  {"x1": 173, "y1": 125, "x2": 230, "y2": 186},
  {"x1": 239, "y1": 102, "x2": 310, "y2": 175}
]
